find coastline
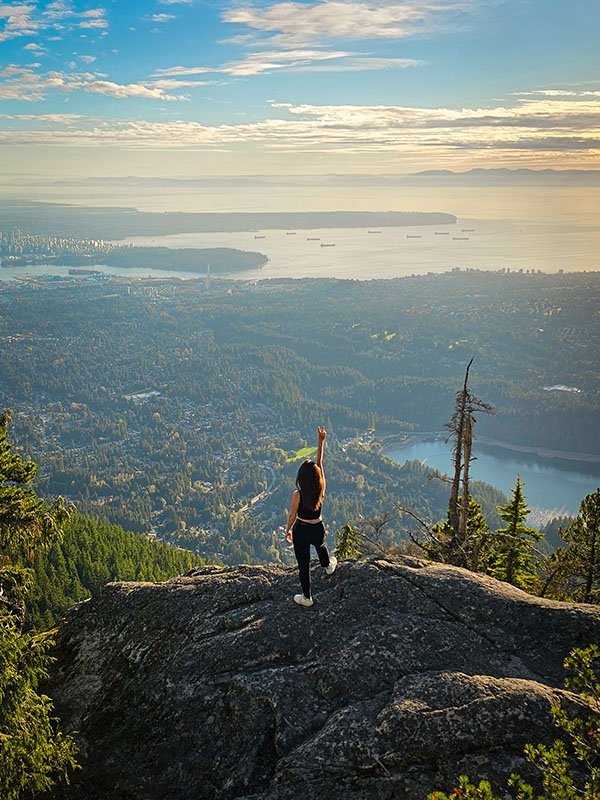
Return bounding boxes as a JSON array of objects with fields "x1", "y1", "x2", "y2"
[{"x1": 380, "y1": 432, "x2": 600, "y2": 465}]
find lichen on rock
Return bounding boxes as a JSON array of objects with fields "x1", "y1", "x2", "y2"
[{"x1": 49, "y1": 557, "x2": 600, "y2": 799}]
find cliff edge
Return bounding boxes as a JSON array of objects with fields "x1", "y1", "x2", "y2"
[{"x1": 50, "y1": 557, "x2": 600, "y2": 800}]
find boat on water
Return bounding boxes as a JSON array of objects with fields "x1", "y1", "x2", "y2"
[
  {"x1": 462, "y1": 229, "x2": 475, "y2": 232},
  {"x1": 254, "y1": 235, "x2": 266, "y2": 239},
  {"x1": 434, "y1": 231, "x2": 450, "y2": 235},
  {"x1": 321, "y1": 243, "x2": 336, "y2": 248},
  {"x1": 307, "y1": 237, "x2": 320, "y2": 241},
  {"x1": 453, "y1": 237, "x2": 470, "y2": 240},
  {"x1": 407, "y1": 235, "x2": 422, "y2": 239},
  {"x1": 286, "y1": 232, "x2": 297, "y2": 235},
  {"x1": 368, "y1": 230, "x2": 382, "y2": 234}
]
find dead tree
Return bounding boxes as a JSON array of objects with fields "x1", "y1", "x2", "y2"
[{"x1": 446, "y1": 359, "x2": 493, "y2": 566}]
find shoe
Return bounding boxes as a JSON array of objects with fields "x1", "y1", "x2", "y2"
[
  {"x1": 325, "y1": 556, "x2": 338, "y2": 576},
  {"x1": 294, "y1": 594, "x2": 313, "y2": 608}
]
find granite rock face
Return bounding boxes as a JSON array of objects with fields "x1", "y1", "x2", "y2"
[{"x1": 50, "y1": 557, "x2": 600, "y2": 799}]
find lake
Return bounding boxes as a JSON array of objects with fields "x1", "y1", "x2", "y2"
[{"x1": 384, "y1": 437, "x2": 600, "y2": 519}]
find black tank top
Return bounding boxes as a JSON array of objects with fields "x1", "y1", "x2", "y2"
[{"x1": 297, "y1": 491, "x2": 323, "y2": 520}]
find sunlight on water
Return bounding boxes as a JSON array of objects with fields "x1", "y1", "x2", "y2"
[{"x1": 385, "y1": 439, "x2": 600, "y2": 515}]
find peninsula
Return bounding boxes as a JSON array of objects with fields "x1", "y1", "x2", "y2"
[{"x1": 0, "y1": 200, "x2": 456, "y2": 240}]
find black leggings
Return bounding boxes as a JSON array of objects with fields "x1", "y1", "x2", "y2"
[{"x1": 292, "y1": 519, "x2": 331, "y2": 598}]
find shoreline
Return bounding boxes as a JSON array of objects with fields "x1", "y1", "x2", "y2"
[{"x1": 380, "y1": 432, "x2": 600, "y2": 465}]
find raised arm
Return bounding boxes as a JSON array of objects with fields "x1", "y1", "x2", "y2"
[
  {"x1": 316, "y1": 425, "x2": 326, "y2": 483},
  {"x1": 285, "y1": 490, "x2": 300, "y2": 542}
]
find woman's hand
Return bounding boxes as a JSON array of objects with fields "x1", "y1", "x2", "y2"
[
  {"x1": 317, "y1": 425, "x2": 327, "y2": 442},
  {"x1": 285, "y1": 530, "x2": 293, "y2": 544}
]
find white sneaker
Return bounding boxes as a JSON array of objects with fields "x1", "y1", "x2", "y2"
[
  {"x1": 294, "y1": 594, "x2": 313, "y2": 608},
  {"x1": 325, "y1": 556, "x2": 338, "y2": 576}
]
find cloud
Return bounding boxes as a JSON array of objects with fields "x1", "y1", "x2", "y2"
[
  {"x1": 0, "y1": 91, "x2": 597, "y2": 167},
  {"x1": 514, "y1": 89, "x2": 600, "y2": 99},
  {"x1": 149, "y1": 77, "x2": 212, "y2": 89},
  {"x1": 143, "y1": 1, "x2": 444, "y2": 82},
  {"x1": 155, "y1": 49, "x2": 421, "y2": 77},
  {"x1": 143, "y1": 13, "x2": 176, "y2": 23},
  {"x1": 78, "y1": 17, "x2": 108, "y2": 29},
  {"x1": 0, "y1": 111, "x2": 85, "y2": 122},
  {"x1": 0, "y1": 3, "x2": 39, "y2": 42},
  {"x1": 0, "y1": 1, "x2": 108, "y2": 42},
  {"x1": 222, "y1": 1, "x2": 481, "y2": 47},
  {"x1": 79, "y1": 54, "x2": 96, "y2": 64},
  {"x1": 0, "y1": 65, "x2": 186, "y2": 101}
]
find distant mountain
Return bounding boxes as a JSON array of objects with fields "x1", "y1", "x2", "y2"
[
  {"x1": 406, "y1": 168, "x2": 600, "y2": 186},
  {"x1": 49, "y1": 169, "x2": 600, "y2": 188}
]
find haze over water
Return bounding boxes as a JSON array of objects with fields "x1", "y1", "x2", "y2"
[
  {"x1": 108, "y1": 185, "x2": 599, "y2": 280},
  {"x1": 2, "y1": 184, "x2": 598, "y2": 282}
]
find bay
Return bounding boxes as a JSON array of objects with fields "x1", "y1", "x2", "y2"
[{"x1": 1, "y1": 185, "x2": 598, "y2": 281}]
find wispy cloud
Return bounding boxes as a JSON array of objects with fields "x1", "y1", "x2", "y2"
[
  {"x1": 1, "y1": 92, "x2": 597, "y2": 168},
  {"x1": 514, "y1": 89, "x2": 600, "y2": 98},
  {"x1": 223, "y1": 1, "x2": 484, "y2": 47},
  {"x1": 0, "y1": 65, "x2": 186, "y2": 101},
  {"x1": 155, "y1": 49, "x2": 421, "y2": 78},
  {"x1": 23, "y1": 40, "x2": 46, "y2": 52},
  {"x1": 153, "y1": 1, "x2": 487, "y2": 80},
  {"x1": 143, "y1": 13, "x2": 176, "y2": 24}
]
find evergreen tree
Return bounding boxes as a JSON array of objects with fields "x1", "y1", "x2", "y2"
[
  {"x1": 554, "y1": 489, "x2": 600, "y2": 604},
  {"x1": 484, "y1": 477, "x2": 541, "y2": 590},
  {"x1": 335, "y1": 524, "x2": 363, "y2": 559},
  {"x1": 0, "y1": 410, "x2": 77, "y2": 798},
  {"x1": 427, "y1": 495, "x2": 489, "y2": 572},
  {"x1": 26, "y1": 514, "x2": 205, "y2": 630}
]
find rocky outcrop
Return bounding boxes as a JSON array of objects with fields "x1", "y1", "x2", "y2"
[{"x1": 50, "y1": 557, "x2": 600, "y2": 800}]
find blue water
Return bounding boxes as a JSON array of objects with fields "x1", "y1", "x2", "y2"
[{"x1": 385, "y1": 439, "x2": 600, "y2": 517}]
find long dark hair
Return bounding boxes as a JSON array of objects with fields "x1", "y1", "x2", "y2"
[{"x1": 295, "y1": 460, "x2": 325, "y2": 510}]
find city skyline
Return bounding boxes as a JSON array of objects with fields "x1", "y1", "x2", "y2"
[{"x1": 0, "y1": 0, "x2": 598, "y2": 178}]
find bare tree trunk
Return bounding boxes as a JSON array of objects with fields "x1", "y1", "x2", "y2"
[
  {"x1": 448, "y1": 359, "x2": 473, "y2": 538},
  {"x1": 584, "y1": 528, "x2": 597, "y2": 603},
  {"x1": 458, "y1": 414, "x2": 472, "y2": 566},
  {"x1": 539, "y1": 563, "x2": 562, "y2": 598}
]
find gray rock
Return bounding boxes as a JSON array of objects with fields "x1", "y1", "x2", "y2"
[{"x1": 49, "y1": 557, "x2": 600, "y2": 800}]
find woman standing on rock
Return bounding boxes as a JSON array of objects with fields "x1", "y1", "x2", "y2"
[{"x1": 285, "y1": 426, "x2": 337, "y2": 607}]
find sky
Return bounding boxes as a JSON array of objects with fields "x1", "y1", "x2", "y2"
[{"x1": 0, "y1": 0, "x2": 598, "y2": 178}]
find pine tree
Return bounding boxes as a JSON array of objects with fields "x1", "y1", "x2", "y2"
[
  {"x1": 335, "y1": 524, "x2": 363, "y2": 559},
  {"x1": 556, "y1": 489, "x2": 600, "y2": 604},
  {"x1": 428, "y1": 494, "x2": 490, "y2": 571},
  {"x1": 0, "y1": 410, "x2": 77, "y2": 798},
  {"x1": 484, "y1": 476, "x2": 541, "y2": 590}
]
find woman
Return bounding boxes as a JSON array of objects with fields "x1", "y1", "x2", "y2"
[{"x1": 285, "y1": 425, "x2": 337, "y2": 607}]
